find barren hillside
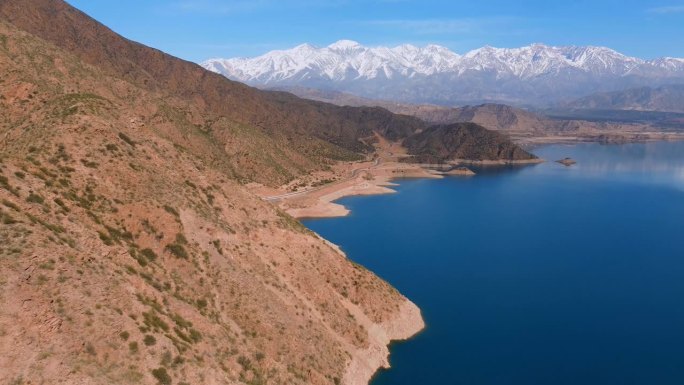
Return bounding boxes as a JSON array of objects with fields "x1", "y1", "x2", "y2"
[{"x1": 0, "y1": 15, "x2": 422, "y2": 385}]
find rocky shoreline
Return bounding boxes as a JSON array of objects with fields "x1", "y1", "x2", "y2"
[{"x1": 343, "y1": 301, "x2": 425, "y2": 385}]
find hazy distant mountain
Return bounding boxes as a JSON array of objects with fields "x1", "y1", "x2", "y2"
[
  {"x1": 274, "y1": 86, "x2": 684, "y2": 144},
  {"x1": 567, "y1": 84, "x2": 684, "y2": 112},
  {"x1": 272, "y1": 86, "x2": 552, "y2": 132},
  {"x1": 202, "y1": 41, "x2": 684, "y2": 106}
]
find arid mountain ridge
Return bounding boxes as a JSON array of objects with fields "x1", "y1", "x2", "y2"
[
  {"x1": 0, "y1": 0, "x2": 542, "y2": 385},
  {"x1": 0, "y1": 0, "x2": 533, "y2": 182},
  {"x1": 0, "y1": 4, "x2": 431, "y2": 385}
]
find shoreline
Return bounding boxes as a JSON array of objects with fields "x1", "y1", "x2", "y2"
[
  {"x1": 310, "y1": 138, "x2": 679, "y2": 385},
  {"x1": 283, "y1": 138, "x2": 684, "y2": 385},
  {"x1": 343, "y1": 300, "x2": 425, "y2": 385},
  {"x1": 271, "y1": 160, "x2": 542, "y2": 220},
  {"x1": 517, "y1": 132, "x2": 684, "y2": 148},
  {"x1": 262, "y1": 134, "x2": 684, "y2": 220},
  {"x1": 301, "y1": 158, "x2": 542, "y2": 384},
  {"x1": 269, "y1": 139, "x2": 684, "y2": 385},
  {"x1": 278, "y1": 163, "x2": 445, "y2": 219}
]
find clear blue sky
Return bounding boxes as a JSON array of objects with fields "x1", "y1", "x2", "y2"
[{"x1": 66, "y1": 0, "x2": 684, "y2": 62}]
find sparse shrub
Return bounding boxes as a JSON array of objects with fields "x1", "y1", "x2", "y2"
[
  {"x1": 38, "y1": 261, "x2": 55, "y2": 270},
  {"x1": 175, "y1": 233, "x2": 187, "y2": 244},
  {"x1": 189, "y1": 328, "x2": 202, "y2": 343},
  {"x1": 211, "y1": 240, "x2": 223, "y2": 255},
  {"x1": 85, "y1": 343, "x2": 96, "y2": 356},
  {"x1": 160, "y1": 351, "x2": 173, "y2": 366},
  {"x1": 36, "y1": 275, "x2": 48, "y2": 285},
  {"x1": 141, "y1": 248, "x2": 158, "y2": 261},
  {"x1": 1, "y1": 211, "x2": 18, "y2": 225},
  {"x1": 14, "y1": 171, "x2": 25, "y2": 179},
  {"x1": 163, "y1": 205, "x2": 179, "y2": 217},
  {"x1": 196, "y1": 299, "x2": 208, "y2": 309},
  {"x1": 129, "y1": 249, "x2": 148, "y2": 267},
  {"x1": 118, "y1": 132, "x2": 135, "y2": 147},
  {"x1": 171, "y1": 313, "x2": 192, "y2": 329},
  {"x1": 165, "y1": 243, "x2": 188, "y2": 259},
  {"x1": 174, "y1": 328, "x2": 191, "y2": 343},
  {"x1": 205, "y1": 193, "x2": 215, "y2": 205},
  {"x1": 2, "y1": 199, "x2": 19, "y2": 211},
  {"x1": 26, "y1": 193, "x2": 45, "y2": 205},
  {"x1": 103, "y1": 225, "x2": 131, "y2": 244},
  {"x1": 151, "y1": 367, "x2": 171, "y2": 385},
  {"x1": 129, "y1": 341, "x2": 139, "y2": 353},
  {"x1": 0, "y1": 176, "x2": 19, "y2": 196},
  {"x1": 80, "y1": 159, "x2": 98, "y2": 168},
  {"x1": 143, "y1": 311, "x2": 169, "y2": 332},
  {"x1": 144, "y1": 335, "x2": 156, "y2": 346},
  {"x1": 98, "y1": 231, "x2": 114, "y2": 246},
  {"x1": 237, "y1": 355, "x2": 252, "y2": 370},
  {"x1": 120, "y1": 331, "x2": 130, "y2": 340},
  {"x1": 53, "y1": 198, "x2": 69, "y2": 211}
]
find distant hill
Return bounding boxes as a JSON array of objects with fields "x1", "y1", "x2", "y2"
[
  {"x1": 403, "y1": 123, "x2": 538, "y2": 164},
  {"x1": 271, "y1": 86, "x2": 554, "y2": 130},
  {"x1": 277, "y1": 86, "x2": 684, "y2": 142},
  {"x1": 567, "y1": 85, "x2": 684, "y2": 113}
]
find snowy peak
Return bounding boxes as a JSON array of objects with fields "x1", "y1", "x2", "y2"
[
  {"x1": 201, "y1": 41, "x2": 684, "y2": 105},
  {"x1": 202, "y1": 40, "x2": 469, "y2": 82},
  {"x1": 203, "y1": 41, "x2": 681, "y2": 83},
  {"x1": 327, "y1": 39, "x2": 363, "y2": 51}
]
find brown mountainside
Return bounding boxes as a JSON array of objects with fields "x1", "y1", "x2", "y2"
[
  {"x1": 0, "y1": 0, "x2": 431, "y2": 186},
  {"x1": 404, "y1": 123, "x2": 538, "y2": 163},
  {"x1": 0, "y1": 0, "x2": 530, "y2": 175},
  {"x1": 0, "y1": 1, "x2": 534, "y2": 384},
  {"x1": 0, "y1": 10, "x2": 422, "y2": 385}
]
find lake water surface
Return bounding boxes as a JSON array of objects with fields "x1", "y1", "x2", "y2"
[{"x1": 303, "y1": 142, "x2": 684, "y2": 385}]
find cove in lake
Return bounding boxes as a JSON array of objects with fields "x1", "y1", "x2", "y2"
[{"x1": 303, "y1": 142, "x2": 684, "y2": 385}]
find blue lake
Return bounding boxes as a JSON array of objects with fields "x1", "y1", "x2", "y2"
[{"x1": 303, "y1": 142, "x2": 684, "y2": 385}]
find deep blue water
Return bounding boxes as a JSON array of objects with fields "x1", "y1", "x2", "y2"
[{"x1": 303, "y1": 142, "x2": 684, "y2": 385}]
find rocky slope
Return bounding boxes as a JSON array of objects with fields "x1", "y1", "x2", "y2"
[
  {"x1": 204, "y1": 41, "x2": 684, "y2": 106},
  {"x1": 0, "y1": 5, "x2": 427, "y2": 385},
  {"x1": 567, "y1": 84, "x2": 684, "y2": 112},
  {"x1": 0, "y1": 2, "x2": 540, "y2": 383},
  {"x1": 0, "y1": 0, "x2": 533, "y2": 186},
  {"x1": 0, "y1": 0, "x2": 431, "y2": 187}
]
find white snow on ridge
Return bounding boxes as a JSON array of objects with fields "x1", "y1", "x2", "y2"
[{"x1": 202, "y1": 40, "x2": 684, "y2": 83}]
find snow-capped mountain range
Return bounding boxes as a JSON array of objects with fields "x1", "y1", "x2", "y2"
[{"x1": 202, "y1": 40, "x2": 684, "y2": 106}]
